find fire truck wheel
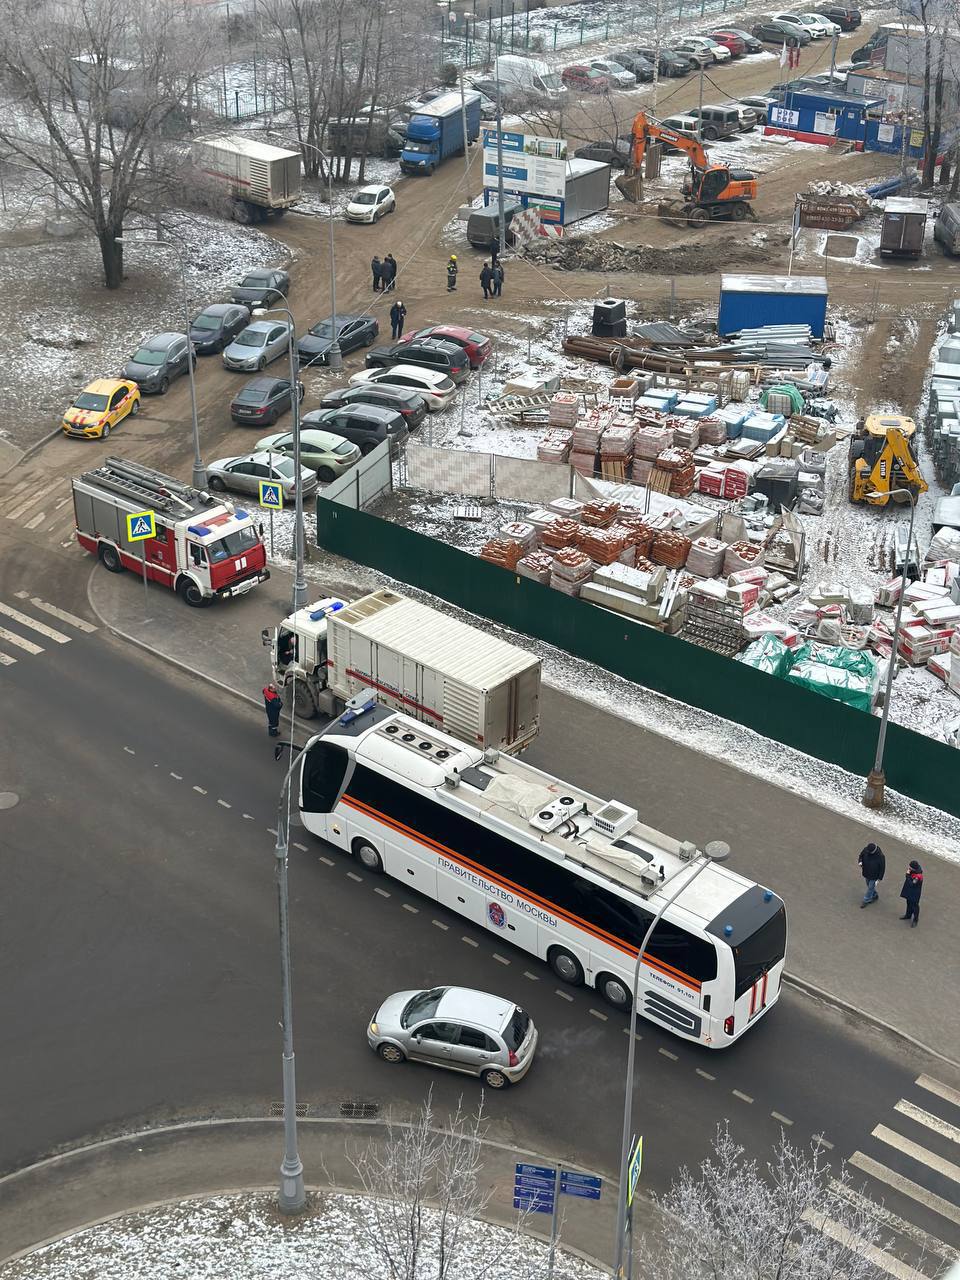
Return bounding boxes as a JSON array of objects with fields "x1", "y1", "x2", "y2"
[
  {"x1": 293, "y1": 683, "x2": 318, "y2": 718},
  {"x1": 176, "y1": 578, "x2": 208, "y2": 608},
  {"x1": 99, "y1": 544, "x2": 124, "y2": 574}
]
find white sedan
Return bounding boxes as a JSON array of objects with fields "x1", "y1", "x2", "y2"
[
  {"x1": 345, "y1": 184, "x2": 397, "y2": 224},
  {"x1": 772, "y1": 11, "x2": 827, "y2": 36},
  {"x1": 799, "y1": 11, "x2": 841, "y2": 34},
  {"x1": 349, "y1": 364, "x2": 456, "y2": 412}
]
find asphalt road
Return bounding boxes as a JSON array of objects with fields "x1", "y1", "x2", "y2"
[{"x1": 1, "y1": 552, "x2": 958, "y2": 1274}]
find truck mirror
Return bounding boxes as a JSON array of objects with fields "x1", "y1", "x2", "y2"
[{"x1": 261, "y1": 628, "x2": 272, "y2": 647}]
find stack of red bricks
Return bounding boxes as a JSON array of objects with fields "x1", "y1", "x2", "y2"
[
  {"x1": 480, "y1": 539, "x2": 524, "y2": 570},
  {"x1": 541, "y1": 518, "x2": 580, "y2": 551},
  {"x1": 500, "y1": 521, "x2": 537, "y2": 554},
  {"x1": 599, "y1": 425, "x2": 635, "y2": 481},
  {"x1": 550, "y1": 547, "x2": 595, "y2": 597},
  {"x1": 571, "y1": 414, "x2": 606, "y2": 475},
  {"x1": 549, "y1": 393, "x2": 580, "y2": 429},
  {"x1": 654, "y1": 447, "x2": 696, "y2": 498},
  {"x1": 651, "y1": 529, "x2": 692, "y2": 569},
  {"x1": 516, "y1": 551, "x2": 554, "y2": 584},
  {"x1": 618, "y1": 514, "x2": 656, "y2": 561},
  {"x1": 672, "y1": 421, "x2": 700, "y2": 450},
  {"x1": 580, "y1": 500, "x2": 620, "y2": 528},
  {"x1": 686, "y1": 536, "x2": 727, "y2": 578},
  {"x1": 577, "y1": 527, "x2": 625, "y2": 566},
  {"x1": 723, "y1": 541, "x2": 762, "y2": 575},
  {"x1": 537, "y1": 430, "x2": 572, "y2": 463},
  {"x1": 722, "y1": 467, "x2": 750, "y2": 500}
]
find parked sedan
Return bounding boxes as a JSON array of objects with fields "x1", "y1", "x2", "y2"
[
  {"x1": 589, "y1": 58, "x2": 636, "y2": 89},
  {"x1": 230, "y1": 268, "x2": 290, "y2": 308},
  {"x1": 673, "y1": 36, "x2": 731, "y2": 63},
  {"x1": 222, "y1": 320, "x2": 292, "y2": 372},
  {"x1": 798, "y1": 10, "x2": 841, "y2": 34},
  {"x1": 752, "y1": 17, "x2": 812, "y2": 44},
  {"x1": 296, "y1": 313, "x2": 379, "y2": 367},
  {"x1": 254, "y1": 428, "x2": 361, "y2": 482},
  {"x1": 205, "y1": 451, "x2": 317, "y2": 503},
  {"x1": 561, "y1": 64, "x2": 609, "y2": 93},
  {"x1": 718, "y1": 28, "x2": 764, "y2": 52},
  {"x1": 401, "y1": 324, "x2": 491, "y2": 368},
  {"x1": 61, "y1": 378, "x2": 140, "y2": 440},
  {"x1": 301, "y1": 403, "x2": 409, "y2": 455},
  {"x1": 575, "y1": 139, "x2": 631, "y2": 169},
  {"x1": 345, "y1": 184, "x2": 397, "y2": 224},
  {"x1": 348, "y1": 364, "x2": 456, "y2": 412},
  {"x1": 189, "y1": 303, "x2": 251, "y2": 354},
  {"x1": 367, "y1": 986, "x2": 538, "y2": 1089},
  {"x1": 771, "y1": 10, "x2": 827, "y2": 36},
  {"x1": 701, "y1": 30, "x2": 747, "y2": 56},
  {"x1": 364, "y1": 337, "x2": 469, "y2": 384},
  {"x1": 611, "y1": 51, "x2": 655, "y2": 80},
  {"x1": 318, "y1": 382, "x2": 429, "y2": 429},
  {"x1": 635, "y1": 45, "x2": 692, "y2": 75},
  {"x1": 229, "y1": 376, "x2": 304, "y2": 426},
  {"x1": 121, "y1": 332, "x2": 195, "y2": 394}
]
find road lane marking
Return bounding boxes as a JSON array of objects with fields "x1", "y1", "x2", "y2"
[
  {"x1": 14, "y1": 594, "x2": 97, "y2": 632},
  {"x1": 659, "y1": 1048, "x2": 678, "y2": 1061},
  {"x1": 895, "y1": 1099, "x2": 960, "y2": 1146},
  {"x1": 589, "y1": 1008, "x2": 608, "y2": 1021},
  {"x1": 830, "y1": 1180, "x2": 959, "y2": 1266},
  {"x1": 402, "y1": 903, "x2": 419, "y2": 914},
  {"x1": 696, "y1": 1069, "x2": 715, "y2": 1081},
  {"x1": 347, "y1": 871, "x2": 363, "y2": 882},
  {"x1": 123, "y1": 747, "x2": 135, "y2": 755},
  {"x1": 0, "y1": 602, "x2": 71, "y2": 643},
  {"x1": 217, "y1": 799, "x2": 231, "y2": 809},
  {"x1": 802, "y1": 1210, "x2": 928, "y2": 1280},
  {"x1": 462, "y1": 936, "x2": 479, "y2": 947},
  {"x1": 432, "y1": 920, "x2": 449, "y2": 931},
  {"x1": 771, "y1": 1111, "x2": 794, "y2": 1126},
  {"x1": 523, "y1": 971, "x2": 540, "y2": 980},
  {"x1": 318, "y1": 856, "x2": 335, "y2": 866},
  {"x1": 0, "y1": 627, "x2": 43, "y2": 655},
  {"x1": 193, "y1": 786, "x2": 206, "y2": 795},
  {"x1": 374, "y1": 887, "x2": 391, "y2": 898},
  {"x1": 170, "y1": 772, "x2": 182, "y2": 780},
  {"x1": 243, "y1": 813, "x2": 254, "y2": 820},
  {"x1": 872, "y1": 1124, "x2": 960, "y2": 1184},
  {"x1": 555, "y1": 989, "x2": 574, "y2": 1002},
  {"x1": 732, "y1": 1090, "x2": 753, "y2": 1103},
  {"x1": 916, "y1": 1074, "x2": 960, "y2": 1111},
  {"x1": 850, "y1": 1152, "x2": 960, "y2": 1226},
  {"x1": 293, "y1": 842, "x2": 308, "y2": 852},
  {"x1": 493, "y1": 953, "x2": 510, "y2": 964},
  {"x1": 0, "y1": 652, "x2": 16, "y2": 666}
]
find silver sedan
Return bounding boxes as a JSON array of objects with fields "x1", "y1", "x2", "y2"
[
  {"x1": 205, "y1": 451, "x2": 317, "y2": 503},
  {"x1": 367, "y1": 985, "x2": 538, "y2": 1089},
  {"x1": 222, "y1": 320, "x2": 292, "y2": 372}
]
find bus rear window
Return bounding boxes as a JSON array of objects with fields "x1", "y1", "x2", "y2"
[{"x1": 733, "y1": 907, "x2": 786, "y2": 999}]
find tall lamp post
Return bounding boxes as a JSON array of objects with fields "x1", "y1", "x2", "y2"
[
  {"x1": 282, "y1": 139, "x2": 341, "y2": 371},
  {"x1": 613, "y1": 840, "x2": 731, "y2": 1279},
  {"x1": 116, "y1": 236, "x2": 205, "y2": 490},
  {"x1": 863, "y1": 486, "x2": 918, "y2": 809},
  {"x1": 253, "y1": 304, "x2": 307, "y2": 613}
]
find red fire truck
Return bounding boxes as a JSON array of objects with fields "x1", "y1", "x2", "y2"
[{"x1": 72, "y1": 456, "x2": 270, "y2": 607}]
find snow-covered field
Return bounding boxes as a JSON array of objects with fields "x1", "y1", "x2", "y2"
[{"x1": 1, "y1": 1192, "x2": 605, "y2": 1280}]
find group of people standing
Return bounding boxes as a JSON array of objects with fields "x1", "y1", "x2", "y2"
[
  {"x1": 479, "y1": 259, "x2": 505, "y2": 300},
  {"x1": 371, "y1": 254, "x2": 397, "y2": 292},
  {"x1": 858, "y1": 842, "x2": 924, "y2": 926}
]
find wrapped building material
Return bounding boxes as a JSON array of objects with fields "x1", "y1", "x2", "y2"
[
  {"x1": 550, "y1": 547, "x2": 595, "y2": 597},
  {"x1": 736, "y1": 634, "x2": 795, "y2": 677},
  {"x1": 686, "y1": 536, "x2": 727, "y2": 578}
]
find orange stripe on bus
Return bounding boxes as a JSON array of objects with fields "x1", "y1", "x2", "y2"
[{"x1": 340, "y1": 793, "x2": 702, "y2": 992}]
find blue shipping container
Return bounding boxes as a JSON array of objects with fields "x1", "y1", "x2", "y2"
[{"x1": 718, "y1": 273, "x2": 828, "y2": 338}]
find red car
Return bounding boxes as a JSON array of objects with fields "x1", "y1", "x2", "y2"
[
  {"x1": 561, "y1": 64, "x2": 610, "y2": 93},
  {"x1": 401, "y1": 324, "x2": 491, "y2": 368},
  {"x1": 705, "y1": 29, "x2": 747, "y2": 55}
]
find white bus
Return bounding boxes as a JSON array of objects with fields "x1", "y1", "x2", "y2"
[{"x1": 298, "y1": 703, "x2": 787, "y2": 1048}]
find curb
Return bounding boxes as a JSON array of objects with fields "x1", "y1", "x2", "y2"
[
  {"x1": 86, "y1": 569, "x2": 960, "y2": 1077},
  {"x1": 0, "y1": 1116, "x2": 614, "y2": 1275},
  {"x1": 0, "y1": 426, "x2": 61, "y2": 481}
]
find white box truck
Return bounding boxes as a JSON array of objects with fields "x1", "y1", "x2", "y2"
[
  {"x1": 190, "y1": 134, "x2": 302, "y2": 223},
  {"x1": 494, "y1": 55, "x2": 566, "y2": 102},
  {"x1": 263, "y1": 589, "x2": 541, "y2": 752}
]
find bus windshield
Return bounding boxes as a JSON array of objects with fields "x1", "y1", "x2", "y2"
[{"x1": 733, "y1": 907, "x2": 787, "y2": 999}]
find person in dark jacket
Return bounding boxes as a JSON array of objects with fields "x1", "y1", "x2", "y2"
[
  {"x1": 479, "y1": 262, "x2": 493, "y2": 300},
  {"x1": 858, "y1": 841, "x2": 885, "y2": 907},
  {"x1": 382, "y1": 253, "x2": 397, "y2": 291},
  {"x1": 371, "y1": 256, "x2": 382, "y2": 292},
  {"x1": 492, "y1": 261, "x2": 504, "y2": 297},
  {"x1": 262, "y1": 682, "x2": 283, "y2": 737},
  {"x1": 390, "y1": 299, "x2": 406, "y2": 340},
  {"x1": 900, "y1": 860, "x2": 923, "y2": 926}
]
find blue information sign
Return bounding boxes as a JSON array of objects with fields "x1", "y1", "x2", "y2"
[
  {"x1": 513, "y1": 1195, "x2": 553, "y2": 1213},
  {"x1": 560, "y1": 1171, "x2": 602, "y2": 1200},
  {"x1": 514, "y1": 1162, "x2": 556, "y2": 1213}
]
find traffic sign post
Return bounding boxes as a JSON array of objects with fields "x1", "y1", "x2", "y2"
[
  {"x1": 259, "y1": 471, "x2": 283, "y2": 556},
  {"x1": 625, "y1": 1136, "x2": 643, "y2": 1280},
  {"x1": 125, "y1": 510, "x2": 156, "y2": 612},
  {"x1": 515, "y1": 1162, "x2": 603, "y2": 1280}
]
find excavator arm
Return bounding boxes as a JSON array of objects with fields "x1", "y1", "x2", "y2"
[{"x1": 617, "y1": 110, "x2": 712, "y2": 202}]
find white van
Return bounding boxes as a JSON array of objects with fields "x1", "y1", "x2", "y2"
[
  {"x1": 494, "y1": 55, "x2": 566, "y2": 101},
  {"x1": 934, "y1": 203, "x2": 960, "y2": 256}
]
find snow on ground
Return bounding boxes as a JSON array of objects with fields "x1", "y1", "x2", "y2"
[{"x1": 1, "y1": 1192, "x2": 604, "y2": 1280}]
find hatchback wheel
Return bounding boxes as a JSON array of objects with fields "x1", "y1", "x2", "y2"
[
  {"x1": 158, "y1": 377, "x2": 169, "y2": 394},
  {"x1": 482, "y1": 1068, "x2": 509, "y2": 1090},
  {"x1": 378, "y1": 1043, "x2": 405, "y2": 1064}
]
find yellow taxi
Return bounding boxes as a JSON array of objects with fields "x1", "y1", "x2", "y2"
[{"x1": 62, "y1": 379, "x2": 141, "y2": 439}]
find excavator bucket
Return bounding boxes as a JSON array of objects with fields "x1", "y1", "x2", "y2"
[{"x1": 615, "y1": 170, "x2": 644, "y2": 202}]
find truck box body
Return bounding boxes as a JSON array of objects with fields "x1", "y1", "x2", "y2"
[
  {"x1": 400, "y1": 91, "x2": 481, "y2": 175},
  {"x1": 494, "y1": 55, "x2": 566, "y2": 101},
  {"x1": 325, "y1": 590, "x2": 540, "y2": 751},
  {"x1": 191, "y1": 134, "x2": 302, "y2": 210},
  {"x1": 880, "y1": 196, "x2": 927, "y2": 258}
]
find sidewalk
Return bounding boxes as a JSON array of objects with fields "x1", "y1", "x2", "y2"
[
  {"x1": 88, "y1": 563, "x2": 960, "y2": 1068},
  {"x1": 0, "y1": 1119, "x2": 618, "y2": 1271}
]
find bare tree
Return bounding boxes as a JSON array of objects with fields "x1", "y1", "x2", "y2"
[
  {"x1": 347, "y1": 1094, "x2": 555, "y2": 1280},
  {"x1": 647, "y1": 1125, "x2": 900, "y2": 1280},
  {"x1": 0, "y1": 0, "x2": 214, "y2": 288}
]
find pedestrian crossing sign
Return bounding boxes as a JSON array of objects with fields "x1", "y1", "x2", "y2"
[
  {"x1": 258, "y1": 482, "x2": 283, "y2": 510},
  {"x1": 126, "y1": 510, "x2": 156, "y2": 542},
  {"x1": 627, "y1": 1136, "x2": 643, "y2": 1207}
]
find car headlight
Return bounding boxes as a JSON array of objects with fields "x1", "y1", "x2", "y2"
[{"x1": 369, "y1": 1021, "x2": 379, "y2": 1035}]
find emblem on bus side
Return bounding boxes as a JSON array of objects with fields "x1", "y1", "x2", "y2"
[{"x1": 487, "y1": 901, "x2": 506, "y2": 929}]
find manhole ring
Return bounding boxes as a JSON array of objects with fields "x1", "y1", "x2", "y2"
[{"x1": 0, "y1": 792, "x2": 19, "y2": 810}]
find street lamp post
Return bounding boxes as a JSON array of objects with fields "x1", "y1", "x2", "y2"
[
  {"x1": 613, "y1": 840, "x2": 731, "y2": 1279},
  {"x1": 116, "y1": 236, "x2": 205, "y2": 490},
  {"x1": 863, "y1": 487, "x2": 918, "y2": 809},
  {"x1": 284, "y1": 139, "x2": 341, "y2": 371},
  {"x1": 253, "y1": 304, "x2": 307, "y2": 613}
]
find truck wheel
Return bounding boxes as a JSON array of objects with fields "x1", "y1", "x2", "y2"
[
  {"x1": 687, "y1": 206, "x2": 709, "y2": 225},
  {"x1": 731, "y1": 203, "x2": 748, "y2": 221},
  {"x1": 99, "y1": 544, "x2": 124, "y2": 574},
  {"x1": 176, "y1": 578, "x2": 208, "y2": 608},
  {"x1": 233, "y1": 201, "x2": 253, "y2": 224},
  {"x1": 293, "y1": 683, "x2": 318, "y2": 719},
  {"x1": 426, "y1": 165, "x2": 435, "y2": 176},
  {"x1": 548, "y1": 946, "x2": 584, "y2": 987},
  {"x1": 703, "y1": 126, "x2": 719, "y2": 141}
]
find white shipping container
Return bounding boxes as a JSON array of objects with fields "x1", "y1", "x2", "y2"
[
  {"x1": 191, "y1": 134, "x2": 302, "y2": 210},
  {"x1": 326, "y1": 590, "x2": 540, "y2": 752}
]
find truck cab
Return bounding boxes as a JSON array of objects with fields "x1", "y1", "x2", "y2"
[{"x1": 263, "y1": 597, "x2": 347, "y2": 718}]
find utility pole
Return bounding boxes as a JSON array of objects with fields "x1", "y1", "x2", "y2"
[
  {"x1": 697, "y1": 63, "x2": 704, "y2": 141},
  {"x1": 494, "y1": 62, "x2": 507, "y2": 257}
]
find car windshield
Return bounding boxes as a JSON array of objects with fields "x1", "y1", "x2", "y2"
[
  {"x1": 240, "y1": 275, "x2": 267, "y2": 288},
  {"x1": 334, "y1": 440, "x2": 356, "y2": 455},
  {"x1": 206, "y1": 526, "x2": 260, "y2": 562},
  {"x1": 192, "y1": 315, "x2": 220, "y2": 331},
  {"x1": 504, "y1": 1007, "x2": 530, "y2": 1051},
  {"x1": 132, "y1": 348, "x2": 168, "y2": 365},
  {"x1": 309, "y1": 321, "x2": 334, "y2": 337},
  {"x1": 405, "y1": 140, "x2": 430, "y2": 153},
  {"x1": 73, "y1": 392, "x2": 109, "y2": 410},
  {"x1": 401, "y1": 987, "x2": 444, "y2": 1027},
  {"x1": 236, "y1": 330, "x2": 267, "y2": 348},
  {"x1": 353, "y1": 192, "x2": 377, "y2": 205}
]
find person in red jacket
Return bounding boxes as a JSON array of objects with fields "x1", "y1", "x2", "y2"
[
  {"x1": 900, "y1": 860, "x2": 923, "y2": 927},
  {"x1": 262, "y1": 682, "x2": 283, "y2": 737}
]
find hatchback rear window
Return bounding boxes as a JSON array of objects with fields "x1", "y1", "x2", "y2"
[
  {"x1": 468, "y1": 333, "x2": 487, "y2": 345},
  {"x1": 504, "y1": 1007, "x2": 530, "y2": 1051}
]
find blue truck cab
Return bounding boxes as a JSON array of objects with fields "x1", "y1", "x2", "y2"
[{"x1": 400, "y1": 90, "x2": 481, "y2": 175}]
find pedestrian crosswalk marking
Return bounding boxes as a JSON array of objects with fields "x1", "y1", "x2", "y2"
[
  {"x1": 895, "y1": 1098, "x2": 960, "y2": 1147},
  {"x1": 0, "y1": 626, "x2": 43, "y2": 655},
  {"x1": 850, "y1": 1151, "x2": 960, "y2": 1227},
  {"x1": 830, "y1": 1180, "x2": 959, "y2": 1266},
  {"x1": 802, "y1": 1210, "x2": 929, "y2": 1280},
  {"x1": 0, "y1": 601, "x2": 70, "y2": 644},
  {"x1": 13, "y1": 594, "x2": 97, "y2": 632},
  {"x1": 872, "y1": 1124, "x2": 960, "y2": 1185},
  {"x1": 916, "y1": 1074, "x2": 960, "y2": 1111},
  {"x1": 5, "y1": 481, "x2": 62, "y2": 521},
  {"x1": 25, "y1": 511, "x2": 46, "y2": 530},
  {"x1": 0, "y1": 652, "x2": 16, "y2": 666}
]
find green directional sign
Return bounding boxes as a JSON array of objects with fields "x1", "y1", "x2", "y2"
[{"x1": 126, "y1": 510, "x2": 156, "y2": 542}]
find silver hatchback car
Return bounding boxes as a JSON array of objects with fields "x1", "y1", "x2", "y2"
[
  {"x1": 367, "y1": 986, "x2": 538, "y2": 1089},
  {"x1": 222, "y1": 320, "x2": 292, "y2": 372}
]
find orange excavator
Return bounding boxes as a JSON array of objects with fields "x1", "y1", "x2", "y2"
[{"x1": 615, "y1": 111, "x2": 758, "y2": 226}]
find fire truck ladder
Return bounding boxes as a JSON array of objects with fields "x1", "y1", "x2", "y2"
[{"x1": 80, "y1": 456, "x2": 205, "y2": 516}]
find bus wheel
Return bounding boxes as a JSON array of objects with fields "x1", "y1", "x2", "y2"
[
  {"x1": 597, "y1": 972, "x2": 632, "y2": 1012},
  {"x1": 548, "y1": 947, "x2": 584, "y2": 987},
  {"x1": 353, "y1": 839, "x2": 384, "y2": 874}
]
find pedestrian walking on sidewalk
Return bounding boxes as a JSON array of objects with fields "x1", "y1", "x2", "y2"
[
  {"x1": 371, "y1": 255, "x2": 383, "y2": 292},
  {"x1": 390, "y1": 299, "x2": 406, "y2": 340},
  {"x1": 858, "y1": 841, "x2": 885, "y2": 907},
  {"x1": 899, "y1": 860, "x2": 923, "y2": 926},
  {"x1": 479, "y1": 261, "x2": 493, "y2": 300},
  {"x1": 492, "y1": 261, "x2": 504, "y2": 297},
  {"x1": 446, "y1": 254, "x2": 458, "y2": 292},
  {"x1": 262, "y1": 682, "x2": 283, "y2": 737},
  {"x1": 382, "y1": 253, "x2": 397, "y2": 291}
]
